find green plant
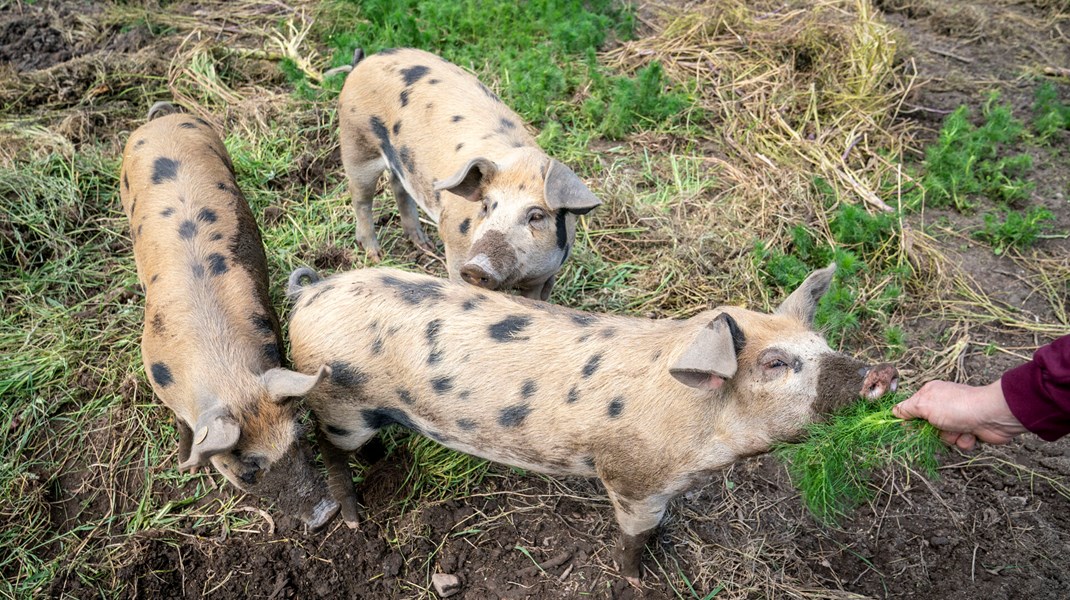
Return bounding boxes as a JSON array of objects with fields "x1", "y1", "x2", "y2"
[
  {"x1": 914, "y1": 94, "x2": 1034, "y2": 210},
  {"x1": 582, "y1": 61, "x2": 692, "y2": 139},
  {"x1": 1032, "y1": 82, "x2": 1070, "y2": 141},
  {"x1": 775, "y1": 392, "x2": 944, "y2": 524},
  {"x1": 973, "y1": 205, "x2": 1056, "y2": 255}
]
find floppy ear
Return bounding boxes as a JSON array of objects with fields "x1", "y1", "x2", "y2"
[
  {"x1": 775, "y1": 263, "x2": 836, "y2": 326},
  {"x1": 178, "y1": 406, "x2": 240, "y2": 471},
  {"x1": 669, "y1": 313, "x2": 743, "y2": 390},
  {"x1": 544, "y1": 159, "x2": 601, "y2": 214},
  {"x1": 433, "y1": 157, "x2": 498, "y2": 202},
  {"x1": 262, "y1": 365, "x2": 331, "y2": 403}
]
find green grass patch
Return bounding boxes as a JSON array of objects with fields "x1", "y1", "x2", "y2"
[
  {"x1": 775, "y1": 392, "x2": 944, "y2": 524},
  {"x1": 913, "y1": 93, "x2": 1033, "y2": 211},
  {"x1": 1033, "y1": 82, "x2": 1070, "y2": 141},
  {"x1": 973, "y1": 205, "x2": 1056, "y2": 255}
]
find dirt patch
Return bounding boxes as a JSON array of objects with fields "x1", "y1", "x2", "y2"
[{"x1": 0, "y1": 15, "x2": 73, "y2": 72}]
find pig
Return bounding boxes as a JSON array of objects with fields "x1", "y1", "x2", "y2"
[
  {"x1": 285, "y1": 263, "x2": 899, "y2": 583},
  {"x1": 119, "y1": 101, "x2": 338, "y2": 528},
  {"x1": 338, "y1": 47, "x2": 602, "y2": 300}
]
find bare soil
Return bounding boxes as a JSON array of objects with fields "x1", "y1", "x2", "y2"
[{"x1": 4, "y1": 1, "x2": 1068, "y2": 599}]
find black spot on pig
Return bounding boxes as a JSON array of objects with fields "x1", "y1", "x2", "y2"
[
  {"x1": 451, "y1": 115, "x2": 464, "y2": 123},
  {"x1": 582, "y1": 353, "x2": 603, "y2": 378},
  {"x1": 555, "y1": 209, "x2": 568, "y2": 250},
  {"x1": 369, "y1": 116, "x2": 403, "y2": 176},
  {"x1": 378, "y1": 48, "x2": 399, "y2": 56},
  {"x1": 499, "y1": 118, "x2": 516, "y2": 131},
  {"x1": 151, "y1": 313, "x2": 166, "y2": 335},
  {"x1": 600, "y1": 328, "x2": 617, "y2": 339},
  {"x1": 191, "y1": 264, "x2": 205, "y2": 279},
  {"x1": 362, "y1": 408, "x2": 417, "y2": 432},
  {"x1": 160, "y1": 208, "x2": 174, "y2": 217},
  {"x1": 123, "y1": 172, "x2": 129, "y2": 192},
  {"x1": 608, "y1": 396, "x2": 625, "y2": 418},
  {"x1": 651, "y1": 350, "x2": 662, "y2": 362},
  {"x1": 427, "y1": 430, "x2": 453, "y2": 444},
  {"x1": 371, "y1": 337, "x2": 384, "y2": 355},
  {"x1": 455, "y1": 142, "x2": 464, "y2": 153},
  {"x1": 429, "y1": 79, "x2": 440, "y2": 84},
  {"x1": 399, "y1": 146, "x2": 416, "y2": 173},
  {"x1": 197, "y1": 208, "x2": 218, "y2": 223},
  {"x1": 400, "y1": 65, "x2": 430, "y2": 86},
  {"x1": 210, "y1": 232, "x2": 223, "y2": 242},
  {"x1": 567, "y1": 386, "x2": 579, "y2": 403},
  {"x1": 150, "y1": 274, "x2": 159, "y2": 284},
  {"x1": 392, "y1": 121, "x2": 401, "y2": 136},
  {"x1": 136, "y1": 224, "x2": 143, "y2": 238},
  {"x1": 459, "y1": 218, "x2": 471, "y2": 236},
  {"x1": 426, "y1": 319, "x2": 443, "y2": 365},
  {"x1": 179, "y1": 122, "x2": 197, "y2": 129},
  {"x1": 570, "y1": 314, "x2": 595, "y2": 327},
  {"x1": 397, "y1": 388, "x2": 415, "y2": 405},
  {"x1": 178, "y1": 220, "x2": 197, "y2": 240},
  {"x1": 518, "y1": 183, "x2": 526, "y2": 191},
  {"x1": 207, "y1": 253, "x2": 227, "y2": 276},
  {"x1": 489, "y1": 315, "x2": 531, "y2": 342},
  {"x1": 461, "y1": 294, "x2": 486, "y2": 311},
  {"x1": 262, "y1": 343, "x2": 281, "y2": 365},
  {"x1": 399, "y1": 90, "x2": 410, "y2": 107},
  {"x1": 331, "y1": 361, "x2": 367, "y2": 388},
  {"x1": 521, "y1": 379, "x2": 538, "y2": 399},
  {"x1": 583, "y1": 456, "x2": 596, "y2": 469},
  {"x1": 431, "y1": 376, "x2": 454, "y2": 394},
  {"x1": 195, "y1": 117, "x2": 211, "y2": 128},
  {"x1": 499, "y1": 404, "x2": 531, "y2": 428},
  {"x1": 457, "y1": 418, "x2": 477, "y2": 431},
  {"x1": 135, "y1": 139, "x2": 145, "y2": 148},
  {"x1": 151, "y1": 157, "x2": 179, "y2": 184},
  {"x1": 326, "y1": 424, "x2": 350, "y2": 437},
  {"x1": 150, "y1": 362, "x2": 174, "y2": 388},
  {"x1": 478, "y1": 82, "x2": 501, "y2": 102},
  {"x1": 216, "y1": 182, "x2": 228, "y2": 192},
  {"x1": 458, "y1": 390, "x2": 471, "y2": 400},
  {"x1": 381, "y1": 274, "x2": 445, "y2": 305},
  {"x1": 251, "y1": 313, "x2": 275, "y2": 336}
]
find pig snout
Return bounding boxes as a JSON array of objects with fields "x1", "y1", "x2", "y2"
[
  {"x1": 460, "y1": 256, "x2": 502, "y2": 290},
  {"x1": 860, "y1": 363, "x2": 899, "y2": 400},
  {"x1": 252, "y1": 444, "x2": 340, "y2": 529}
]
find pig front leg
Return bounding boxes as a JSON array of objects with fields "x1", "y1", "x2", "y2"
[
  {"x1": 519, "y1": 274, "x2": 555, "y2": 301},
  {"x1": 316, "y1": 429, "x2": 363, "y2": 529},
  {"x1": 605, "y1": 488, "x2": 668, "y2": 587},
  {"x1": 389, "y1": 174, "x2": 436, "y2": 255}
]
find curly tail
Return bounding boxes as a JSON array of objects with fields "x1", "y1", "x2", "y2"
[
  {"x1": 287, "y1": 267, "x2": 321, "y2": 299},
  {"x1": 323, "y1": 47, "x2": 366, "y2": 78},
  {"x1": 147, "y1": 101, "x2": 182, "y2": 122}
]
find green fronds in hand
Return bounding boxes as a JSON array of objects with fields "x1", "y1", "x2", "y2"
[{"x1": 775, "y1": 392, "x2": 944, "y2": 524}]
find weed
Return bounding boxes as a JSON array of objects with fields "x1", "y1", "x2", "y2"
[
  {"x1": 1032, "y1": 82, "x2": 1070, "y2": 141},
  {"x1": 775, "y1": 391, "x2": 945, "y2": 524},
  {"x1": 914, "y1": 94, "x2": 1033, "y2": 210},
  {"x1": 973, "y1": 205, "x2": 1056, "y2": 255},
  {"x1": 582, "y1": 61, "x2": 693, "y2": 139}
]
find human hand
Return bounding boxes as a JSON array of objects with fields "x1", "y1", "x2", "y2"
[{"x1": 892, "y1": 379, "x2": 1028, "y2": 450}]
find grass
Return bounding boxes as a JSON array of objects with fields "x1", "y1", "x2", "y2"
[
  {"x1": 973, "y1": 206, "x2": 1056, "y2": 255},
  {"x1": 2, "y1": 0, "x2": 1069, "y2": 597},
  {"x1": 775, "y1": 392, "x2": 945, "y2": 524}
]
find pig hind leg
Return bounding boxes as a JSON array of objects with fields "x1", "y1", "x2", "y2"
[
  {"x1": 606, "y1": 489, "x2": 668, "y2": 586},
  {"x1": 341, "y1": 135, "x2": 387, "y2": 262},
  {"x1": 389, "y1": 173, "x2": 435, "y2": 255}
]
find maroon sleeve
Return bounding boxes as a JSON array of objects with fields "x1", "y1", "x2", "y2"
[{"x1": 1002, "y1": 334, "x2": 1070, "y2": 442}]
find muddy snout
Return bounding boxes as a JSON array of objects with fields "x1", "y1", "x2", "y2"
[
  {"x1": 861, "y1": 362, "x2": 899, "y2": 400},
  {"x1": 255, "y1": 445, "x2": 340, "y2": 530},
  {"x1": 460, "y1": 230, "x2": 517, "y2": 291}
]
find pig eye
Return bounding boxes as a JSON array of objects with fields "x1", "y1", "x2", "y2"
[
  {"x1": 767, "y1": 359, "x2": 788, "y2": 369},
  {"x1": 527, "y1": 208, "x2": 547, "y2": 225}
]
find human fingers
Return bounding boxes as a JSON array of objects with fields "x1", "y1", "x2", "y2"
[
  {"x1": 940, "y1": 430, "x2": 960, "y2": 446},
  {"x1": 955, "y1": 433, "x2": 977, "y2": 451}
]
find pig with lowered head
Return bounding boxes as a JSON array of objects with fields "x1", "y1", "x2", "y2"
[
  {"x1": 286, "y1": 263, "x2": 898, "y2": 583},
  {"x1": 338, "y1": 47, "x2": 601, "y2": 300},
  {"x1": 120, "y1": 102, "x2": 338, "y2": 528}
]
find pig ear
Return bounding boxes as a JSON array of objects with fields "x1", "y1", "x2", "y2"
[
  {"x1": 544, "y1": 159, "x2": 601, "y2": 215},
  {"x1": 178, "y1": 407, "x2": 240, "y2": 471},
  {"x1": 775, "y1": 263, "x2": 836, "y2": 326},
  {"x1": 261, "y1": 365, "x2": 331, "y2": 403},
  {"x1": 433, "y1": 157, "x2": 498, "y2": 202},
  {"x1": 669, "y1": 313, "x2": 743, "y2": 390}
]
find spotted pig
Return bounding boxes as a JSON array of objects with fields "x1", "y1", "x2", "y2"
[
  {"x1": 338, "y1": 47, "x2": 601, "y2": 300},
  {"x1": 286, "y1": 264, "x2": 899, "y2": 583},
  {"x1": 119, "y1": 102, "x2": 337, "y2": 528}
]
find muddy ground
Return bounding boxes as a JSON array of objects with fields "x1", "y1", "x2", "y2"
[{"x1": 3, "y1": 0, "x2": 1069, "y2": 598}]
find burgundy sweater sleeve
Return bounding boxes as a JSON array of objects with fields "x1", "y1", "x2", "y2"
[{"x1": 1002, "y1": 334, "x2": 1070, "y2": 441}]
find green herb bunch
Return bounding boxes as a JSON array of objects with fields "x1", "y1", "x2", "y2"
[{"x1": 775, "y1": 392, "x2": 945, "y2": 524}]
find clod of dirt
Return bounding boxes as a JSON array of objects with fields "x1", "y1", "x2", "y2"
[
  {"x1": 310, "y1": 244, "x2": 354, "y2": 271},
  {"x1": 0, "y1": 16, "x2": 72, "y2": 72},
  {"x1": 263, "y1": 205, "x2": 284, "y2": 227},
  {"x1": 431, "y1": 573, "x2": 461, "y2": 598}
]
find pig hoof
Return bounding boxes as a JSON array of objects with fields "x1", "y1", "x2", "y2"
[
  {"x1": 625, "y1": 576, "x2": 642, "y2": 588},
  {"x1": 345, "y1": 518, "x2": 360, "y2": 530},
  {"x1": 366, "y1": 249, "x2": 383, "y2": 263}
]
